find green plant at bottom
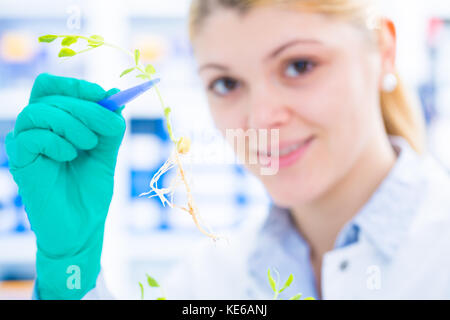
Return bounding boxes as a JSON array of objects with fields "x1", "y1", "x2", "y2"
[
  {"x1": 139, "y1": 274, "x2": 166, "y2": 300},
  {"x1": 138, "y1": 269, "x2": 316, "y2": 300},
  {"x1": 267, "y1": 268, "x2": 315, "y2": 300}
]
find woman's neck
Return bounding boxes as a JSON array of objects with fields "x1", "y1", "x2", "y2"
[{"x1": 290, "y1": 133, "x2": 398, "y2": 260}]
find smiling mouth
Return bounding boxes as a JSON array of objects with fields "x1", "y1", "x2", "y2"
[{"x1": 257, "y1": 136, "x2": 315, "y2": 158}]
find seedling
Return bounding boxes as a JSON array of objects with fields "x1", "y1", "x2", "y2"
[
  {"x1": 267, "y1": 267, "x2": 315, "y2": 300},
  {"x1": 139, "y1": 274, "x2": 166, "y2": 300},
  {"x1": 38, "y1": 34, "x2": 219, "y2": 240}
]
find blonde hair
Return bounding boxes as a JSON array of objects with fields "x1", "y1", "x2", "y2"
[{"x1": 188, "y1": 0, "x2": 426, "y2": 153}]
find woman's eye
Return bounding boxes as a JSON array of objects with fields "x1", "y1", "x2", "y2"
[
  {"x1": 284, "y1": 60, "x2": 315, "y2": 78},
  {"x1": 209, "y1": 77, "x2": 239, "y2": 96}
]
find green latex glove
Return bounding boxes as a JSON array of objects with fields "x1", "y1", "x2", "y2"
[{"x1": 5, "y1": 73, "x2": 126, "y2": 300}]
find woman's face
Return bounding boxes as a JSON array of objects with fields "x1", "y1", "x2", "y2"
[{"x1": 192, "y1": 6, "x2": 385, "y2": 207}]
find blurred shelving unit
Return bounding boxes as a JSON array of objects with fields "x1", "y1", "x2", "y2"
[
  {"x1": 0, "y1": 0, "x2": 97, "y2": 300},
  {"x1": 422, "y1": 8, "x2": 450, "y2": 170},
  {"x1": 0, "y1": 0, "x2": 270, "y2": 299}
]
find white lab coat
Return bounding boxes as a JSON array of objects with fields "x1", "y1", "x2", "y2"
[{"x1": 84, "y1": 138, "x2": 450, "y2": 300}]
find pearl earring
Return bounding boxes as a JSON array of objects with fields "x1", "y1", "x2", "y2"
[{"x1": 382, "y1": 73, "x2": 398, "y2": 93}]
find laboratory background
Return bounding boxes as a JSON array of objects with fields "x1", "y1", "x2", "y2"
[{"x1": 0, "y1": 0, "x2": 449, "y2": 300}]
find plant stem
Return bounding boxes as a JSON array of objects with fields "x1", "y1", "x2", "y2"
[
  {"x1": 100, "y1": 42, "x2": 175, "y2": 142},
  {"x1": 273, "y1": 291, "x2": 279, "y2": 300}
]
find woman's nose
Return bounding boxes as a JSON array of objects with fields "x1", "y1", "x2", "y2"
[{"x1": 246, "y1": 83, "x2": 292, "y2": 130}]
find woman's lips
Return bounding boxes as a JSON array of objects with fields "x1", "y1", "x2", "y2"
[{"x1": 257, "y1": 136, "x2": 315, "y2": 170}]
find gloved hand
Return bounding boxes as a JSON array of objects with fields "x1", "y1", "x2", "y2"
[{"x1": 5, "y1": 73, "x2": 126, "y2": 300}]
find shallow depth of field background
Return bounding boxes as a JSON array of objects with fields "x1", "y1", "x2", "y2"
[{"x1": 0, "y1": 0, "x2": 449, "y2": 299}]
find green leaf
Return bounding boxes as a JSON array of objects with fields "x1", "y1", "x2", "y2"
[
  {"x1": 146, "y1": 274, "x2": 159, "y2": 288},
  {"x1": 134, "y1": 49, "x2": 140, "y2": 65},
  {"x1": 61, "y1": 36, "x2": 78, "y2": 46},
  {"x1": 304, "y1": 297, "x2": 315, "y2": 300},
  {"x1": 120, "y1": 67, "x2": 135, "y2": 77},
  {"x1": 38, "y1": 35, "x2": 58, "y2": 43},
  {"x1": 90, "y1": 35, "x2": 104, "y2": 42},
  {"x1": 156, "y1": 297, "x2": 166, "y2": 300},
  {"x1": 139, "y1": 282, "x2": 144, "y2": 300},
  {"x1": 88, "y1": 35, "x2": 104, "y2": 47},
  {"x1": 88, "y1": 43, "x2": 103, "y2": 48},
  {"x1": 289, "y1": 293, "x2": 302, "y2": 300},
  {"x1": 58, "y1": 48, "x2": 76, "y2": 57},
  {"x1": 267, "y1": 268, "x2": 277, "y2": 293},
  {"x1": 164, "y1": 107, "x2": 171, "y2": 117},
  {"x1": 278, "y1": 274, "x2": 294, "y2": 294},
  {"x1": 136, "y1": 74, "x2": 151, "y2": 80},
  {"x1": 145, "y1": 64, "x2": 156, "y2": 74}
]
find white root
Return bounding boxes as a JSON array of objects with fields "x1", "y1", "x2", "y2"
[{"x1": 140, "y1": 145, "x2": 223, "y2": 242}]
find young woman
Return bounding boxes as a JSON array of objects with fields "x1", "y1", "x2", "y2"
[{"x1": 6, "y1": 0, "x2": 450, "y2": 300}]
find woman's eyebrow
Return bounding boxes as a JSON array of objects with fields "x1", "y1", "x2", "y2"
[
  {"x1": 266, "y1": 38, "x2": 323, "y2": 60},
  {"x1": 198, "y1": 38, "x2": 322, "y2": 73},
  {"x1": 198, "y1": 63, "x2": 229, "y2": 73}
]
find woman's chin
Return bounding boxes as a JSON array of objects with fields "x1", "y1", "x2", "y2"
[
  {"x1": 264, "y1": 182, "x2": 321, "y2": 208},
  {"x1": 243, "y1": 166, "x2": 315, "y2": 206}
]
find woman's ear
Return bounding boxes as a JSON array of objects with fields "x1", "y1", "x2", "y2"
[{"x1": 377, "y1": 18, "x2": 397, "y2": 75}]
